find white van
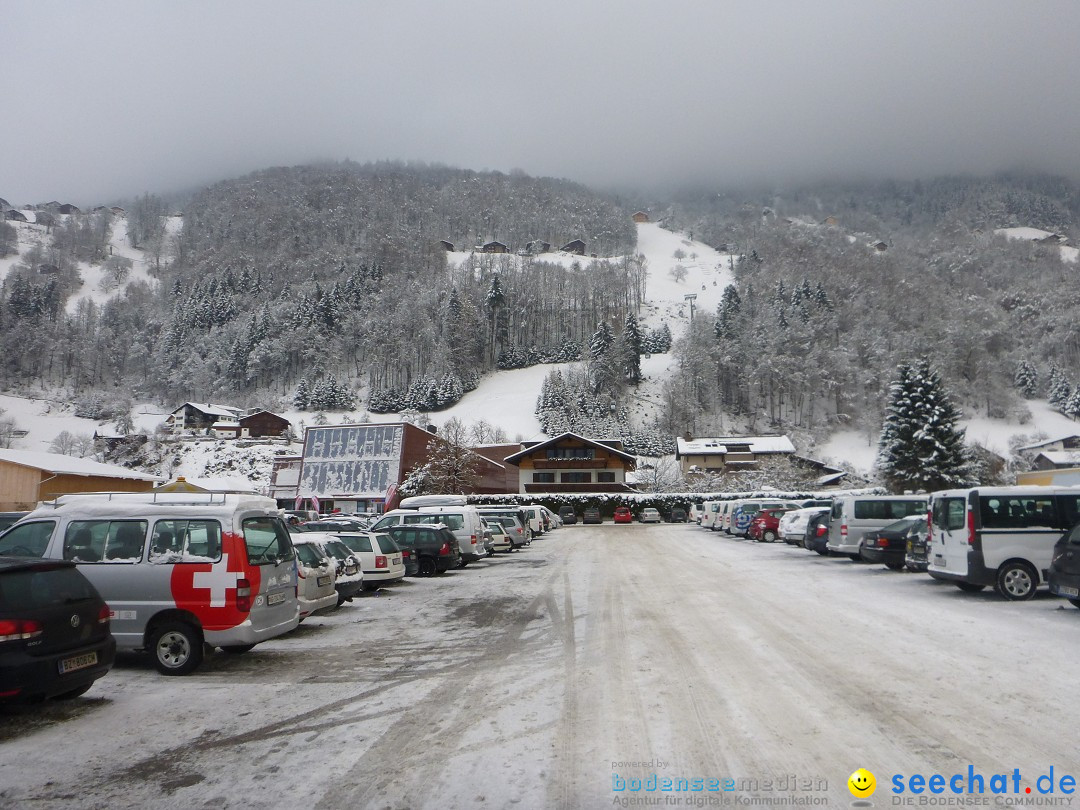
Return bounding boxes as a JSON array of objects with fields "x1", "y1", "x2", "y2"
[
  {"x1": 826, "y1": 494, "x2": 927, "y2": 559},
  {"x1": 700, "y1": 500, "x2": 722, "y2": 530},
  {"x1": 928, "y1": 486, "x2": 1080, "y2": 600},
  {"x1": 371, "y1": 505, "x2": 486, "y2": 563},
  {"x1": 0, "y1": 492, "x2": 300, "y2": 675}
]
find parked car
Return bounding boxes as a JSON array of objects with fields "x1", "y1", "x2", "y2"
[
  {"x1": 303, "y1": 534, "x2": 365, "y2": 606},
  {"x1": 859, "y1": 516, "x2": 927, "y2": 570},
  {"x1": 487, "y1": 522, "x2": 512, "y2": 553},
  {"x1": 613, "y1": 507, "x2": 633, "y2": 524},
  {"x1": 827, "y1": 495, "x2": 928, "y2": 560},
  {"x1": 669, "y1": 507, "x2": 688, "y2": 523},
  {"x1": 485, "y1": 516, "x2": 530, "y2": 549},
  {"x1": 291, "y1": 536, "x2": 340, "y2": 619},
  {"x1": 929, "y1": 486, "x2": 1080, "y2": 600},
  {"x1": 583, "y1": 507, "x2": 602, "y2": 524},
  {"x1": 384, "y1": 524, "x2": 461, "y2": 576},
  {"x1": 475, "y1": 507, "x2": 533, "y2": 546},
  {"x1": 778, "y1": 507, "x2": 829, "y2": 545},
  {"x1": 700, "y1": 500, "x2": 723, "y2": 531},
  {"x1": 803, "y1": 511, "x2": 832, "y2": 555},
  {"x1": 731, "y1": 500, "x2": 792, "y2": 537},
  {"x1": 558, "y1": 506, "x2": 578, "y2": 525},
  {"x1": 1049, "y1": 523, "x2": 1080, "y2": 607},
  {"x1": 0, "y1": 492, "x2": 299, "y2": 675},
  {"x1": 0, "y1": 512, "x2": 27, "y2": 534},
  {"x1": 748, "y1": 507, "x2": 794, "y2": 542},
  {"x1": 0, "y1": 558, "x2": 116, "y2": 704},
  {"x1": 905, "y1": 527, "x2": 931, "y2": 572},
  {"x1": 689, "y1": 503, "x2": 703, "y2": 525},
  {"x1": 639, "y1": 507, "x2": 662, "y2": 523},
  {"x1": 373, "y1": 506, "x2": 487, "y2": 564},
  {"x1": 479, "y1": 519, "x2": 496, "y2": 556},
  {"x1": 334, "y1": 531, "x2": 406, "y2": 588}
]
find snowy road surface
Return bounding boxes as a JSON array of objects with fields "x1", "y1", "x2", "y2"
[{"x1": 2, "y1": 525, "x2": 1078, "y2": 809}]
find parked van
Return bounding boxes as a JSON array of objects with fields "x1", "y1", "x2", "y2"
[
  {"x1": 700, "y1": 501, "x2": 722, "y2": 530},
  {"x1": 371, "y1": 505, "x2": 486, "y2": 564},
  {"x1": 730, "y1": 500, "x2": 791, "y2": 537},
  {"x1": 0, "y1": 492, "x2": 299, "y2": 675},
  {"x1": 928, "y1": 486, "x2": 1080, "y2": 600},
  {"x1": 826, "y1": 494, "x2": 927, "y2": 559}
]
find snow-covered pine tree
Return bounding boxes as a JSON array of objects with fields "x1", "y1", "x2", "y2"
[
  {"x1": 1065, "y1": 385, "x2": 1080, "y2": 421},
  {"x1": 293, "y1": 378, "x2": 310, "y2": 410},
  {"x1": 1013, "y1": 359, "x2": 1038, "y2": 399},
  {"x1": 876, "y1": 358, "x2": 971, "y2": 492},
  {"x1": 621, "y1": 313, "x2": 643, "y2": 385},
  {"x1": 1049, "y1": 373, "x2": 1072, "y2": 411}
]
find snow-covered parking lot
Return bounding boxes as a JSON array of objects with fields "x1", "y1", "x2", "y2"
[{"x1": 2, "y1": 524, "x2": 1079, "y2": 809}]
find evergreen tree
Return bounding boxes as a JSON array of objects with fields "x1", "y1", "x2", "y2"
[
  {"x1": 1013, "y1": 359, "x2": 1038, "y2": 398},
  {"x1": 621, "y1": 313, "x2": 643, "y2": 385},
  {"x1": 876, "y1": 358, "x2": 971, "y2": 491},
  {"x1": 1065, "y1": 385, "x2": 1080, "y2": 421},
  {"x1": 293, "y1": 378, "x2": 310, "y2": 410},
  {"x1": 1049, "y1": 373, "x2": 1072, "y2": 411}
]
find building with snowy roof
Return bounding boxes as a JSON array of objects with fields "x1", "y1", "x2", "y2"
[
  {"x1": 166, "y1": 402, "x2": 242, "y2": 434},
  {"x1": 0, "y1": 449, "x2": 162, "y2": 510},
  {"x1": 1016, "y1": 434, "x2": 1080, "y2": 454},
  {"x1": 675, "y1": 435, "x2": 796, "y2": 476},
  {"x1": 502, "y1": 432, "x2": 636, "y2": 494}
]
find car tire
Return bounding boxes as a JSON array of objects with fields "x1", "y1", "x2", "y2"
[
  {"x1": 885, "y1": 561, "x2": 905, "y2": 571},
  {"x1": 814, "y1": 546, "x2": 829, "y2": 556},
  {"x1": 149, "y1": 621, "x2": 204, "y2": 676},
  {"x1": 762, "y1": 530, "x2": 777, "y2": 543},
  {"x1": 849, "y1": 554, "x2": 861, "y2": 561},
  {"x1": 221, "y1": 644, "x2": 256, "y2": 654},
  {"x1": 954, "y1": 581, "x2": 986, "y2": 592},
  {"x1": 418, "y1": 557, "x2": 437, "y2": 577},
  {"x1": 996, "y1": 561, "x2": 1038, "y2": 601}
]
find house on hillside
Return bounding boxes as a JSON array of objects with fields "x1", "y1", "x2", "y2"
[
  {"x1": 632, "y1": 211, "x2": 650, "y2": 223},
  {"x1": 502, "y1": 432, "x2": 636, "y2": 493},
  {"x1": 560, "y1": 239, "x2": 586, "y2": 255},
  {"x1": 3, "y1": 209, "x2": 27, "y2": 223},
  {"x1": 239, "y1": 410, "x2": 291, "y2": 438},
  {"x1": 438, "y1": 239, "x2": 455, "y2": 252},
  {"x1": 0, "y1": 449, "x2": 161, "y2": 510},
  {"x1": 1017, "y1": 434, "x2": 1080, "y2": 454},
  {"x1": 110, "y1": 206, "x2": 126, "y2": 215},
  {"x1": 482, "y1": 240, "x2": 508, "y2": 254},
  {"x1": 166, "y1": 402, "x2": 242, "y2": 434},
  {"x1": 522, "y1": 240, "x2": 551, "y2": 255},
  {"x1": 57, "y1": 203, "x2": 81, "y2": 215},
  {"x1": 675, "y1": 435, "x2": 796, "y2": 476}
]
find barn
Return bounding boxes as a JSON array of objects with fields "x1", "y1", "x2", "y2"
[{"x1": 0, "y1": 449, "x2": 161, "y2": 510}]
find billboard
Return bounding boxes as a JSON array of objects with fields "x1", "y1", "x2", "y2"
[{"x1": 298, "y1": 424, "x2": 404, "y2": 499}]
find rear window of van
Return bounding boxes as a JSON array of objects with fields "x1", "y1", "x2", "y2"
[
  {"x1": 242, "y1": 517, "x2": 294, "y2": 565},
  {"x1": 405, "y1": 514, "x2": 464, "y2": 530}
]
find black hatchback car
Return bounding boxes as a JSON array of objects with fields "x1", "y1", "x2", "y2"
[
  {"x1": 1049, "y1": 523, "x2": 1080, "y2": 608},
  {"x1": 803, "y1": 511, "x2": 832, "y2": 555},
  {"x1": 0, "y1": 558, "x2": 116, "y2": 704},
  {"x1": 859, "y1": 516, "x2": 927, "y2": 570},
  {"x1": 385, "y1": 525, "x2": 461, "y2": 576},
  {"x1": 558, "y1": 506, "x2": 578, "y2": 525}
]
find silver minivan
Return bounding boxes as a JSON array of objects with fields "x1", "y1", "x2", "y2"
[
  {"x1": 0, "y1": 492, "x2": 299, "y2": 675},
  {"x1": 826, "y1": 494, "x2": 927, "y2": 559},
  {"x1": 371, "y1": 505, "x2": 486, "y2": 564}
]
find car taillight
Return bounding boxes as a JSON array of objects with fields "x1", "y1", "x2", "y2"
[
  {"x1": 97, "y1": 605, "x2": 111, "y2": 625},
  {"x1": 816, "y1": 525, "x2": 827, "y2": 537},
  {"x1": 236, "y1": 578, "x2": 252, "y2": 612},
  {"x1": 401, "y1": 549, "x2": 411, "y2": 559},
  {"x1": 439, "y1": 542, "x2": 451, "y2": 556},
  {"x1": 0, "y1": 618, "x2": 43, "y2": 643},
  {"x1": 375, "y1": 555, "x2": 387, "y2": 569},
  {"x1": 878, "y1": 537, "x2": 889, "y2": 548},
  {"x1": 967, "y1": 508, "x2": 976, "y2": 546},
  {"x1": 927, "y1": 508, "x2": 933, "y2": 536},
  {"x1": 840, "y1": 523, "x2": 848, "y2": 536}
]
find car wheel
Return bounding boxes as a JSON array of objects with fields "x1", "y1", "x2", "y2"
[
  {"x1": 996, "y1": 561, "x2": 1038, "y2": 601},
  {"x1": 954, "y1": 581, "x2": 986, "y2": 592},
  {"x1": 849, "y1": 554, "x2": 861, "y2": 561},
  {"x1": 885, "y1": 561, "x2": 905, "y2": 571},
  {"x1": 149, "y1": 621, "x2": 204, "y2": 676},
  {"x1": 814, "y1": 546, "x2": 829, "y2": 556},
  {"x1": 418, "y1": 557, "x2": 437, "y2": 577},
  {"x1": 220, "y1": 644, "x2": 256, "y2": 654},
  {"x1": 762, "y1": 530, "x2": 777, "y2": 543},
  {"x1": 53, "y1": 683, "x2": 95, "y2": 700}
]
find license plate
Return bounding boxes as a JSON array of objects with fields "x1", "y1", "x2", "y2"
[
  {"x1": 59, "y1": 651, "x2": 98, "y2": 674},
  {"x1": 392, "y1": 556, "x2": 401, "y2": 565},
  {"x1": 1054, "y1": 584, "x2": 1080, "y2": 597},
  {"x1": 317, "y1": 575, "x2": 332, "y2": 587},
  {"x1": 267, "y1": 591, "x2": 286, "y2": 605}
]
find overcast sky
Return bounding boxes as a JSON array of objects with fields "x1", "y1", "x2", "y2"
[{"x1": 6, "y1": 1, "x2": 1080, "y2": 204}]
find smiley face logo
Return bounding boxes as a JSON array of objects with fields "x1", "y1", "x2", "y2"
[{"x1": 848, "y1": 768, "x2": 876, "y2": 798}]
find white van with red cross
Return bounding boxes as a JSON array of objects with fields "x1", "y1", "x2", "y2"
[{"x1": 0, "y1": 492, "x2": 300, "y2": 675}]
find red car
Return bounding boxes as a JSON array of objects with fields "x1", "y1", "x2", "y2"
[
  {"x1": 613, "y1": 507, "x2": 633, "y2": 524},
  {"x1": 748, "y1": 508, "x2": 793, "y2": 542}
]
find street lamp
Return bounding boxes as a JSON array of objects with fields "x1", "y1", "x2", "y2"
[{"x1": 684, "y1": 293, "x2": 697, "y2": 321}]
